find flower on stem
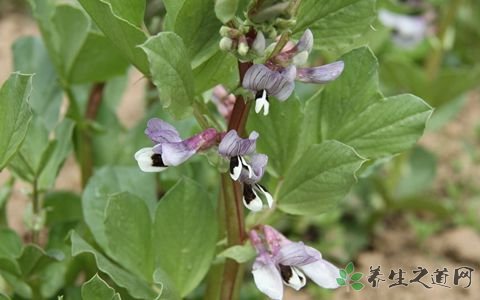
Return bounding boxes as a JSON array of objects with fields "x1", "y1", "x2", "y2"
[
  {"x1": 249, "y1": 226, "x2": 340, "y2": 300},
  {"x1": 378, "y1": 9, "x2": 432, "y2": 48},
  {"x1": 135, "y1": 118, "x2": 218, "y2": 172},
  {"x1": 218, "y1": 130, "x2": 273, "y2": 211},
  {"x1": 242, "y1": 29, "x2": 344, "y2": 115}
]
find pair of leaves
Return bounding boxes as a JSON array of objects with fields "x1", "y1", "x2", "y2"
[
  {"x1": 248, "y1": 47, "x2": 432, "y2": 215},
  {"x1": 77, "y1": 167, "x2": 217, "y2": 298}
]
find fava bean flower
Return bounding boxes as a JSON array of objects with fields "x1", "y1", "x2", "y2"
[
  {"x1": 242, "y1": 29, "x2": 345, "y2": 115},
  {"x1": 218, "y1": 130, "x2": 273, "y2": 211},
  {"x1": 250, "y1": 225, "x2": 340, "y2": 300},
  {"x1": 135, "y1": 118, "x2": 218, "y2": 172}
]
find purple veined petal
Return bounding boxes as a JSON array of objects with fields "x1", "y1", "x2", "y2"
[
  {"x1": 299, "y1": 258, "x2": 341, "y2": 289},
  {"x1": 145, "y1": 118, "x2": 182, "y2": 144},
  {"x1": 275, "y1": 242, "x2": 322, "y2": 267},
  {"x1": 252, "y1": 255, "x2": 284, "y2": 300},
  {"x1": 134, "y1": 147, "x2": 167, "y2": 172},
  {"x1": 218, "y1": 130, "x2": 258, "y2": 157},
  {"x1": 239, "y1": 154, "x2": 268, "y2": 184},
  {"x1": 160, "y1": 142, "x2": 196, "y2": 166},
  {"x1": 263, "y1": 225, "x2": 287, "y2": 256},
  {"x1": 295, "y1": 29, "x2": 314, "y2": 54},
  {"x1": 242, "y1": 64, "x2": 274, "y2": 92},
  {"x1": 267, "y1": 66, "x2": 296, "y2": 101},
  {"x1": 296, "y1": 61, "x2": 345, "y2": 84},
  {"x1": 278, "y1": 265, "x2": 307, "y2": 291}
]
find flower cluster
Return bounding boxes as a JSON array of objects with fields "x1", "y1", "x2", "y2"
[
  {"x1": 243, "y1": 29, "x2": 345, "y2": 115},
  {"x1": 249, "y1": 226, "x2": 340, "y2": 300},
  {"x1": 135, "y1": 27, "x2": 344, "y2": 299}
]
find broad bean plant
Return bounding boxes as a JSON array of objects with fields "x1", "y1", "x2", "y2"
[{"x1": 0, "y1": 0, "x2": 437, "y2": 299}]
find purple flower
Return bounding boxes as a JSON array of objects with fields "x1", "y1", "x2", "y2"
[
  {"x1": 135, "y1": 118, "x2": 218, "y2": 172},
  {"x1": 242, "y1": 29, "x2": 344, "y2": 116},
  {"x1": 218, "y1": 130, "x2": 273, "y2": 211},
  {"x1": 249, "y1": 226, "x2": 340, "y2": 299}
]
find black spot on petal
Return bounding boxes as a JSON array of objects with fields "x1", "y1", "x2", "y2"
[
  {"x1": 151, "y1": 153, "x2": 166, "y2": 167},
  {"x1": 243, "y1": 184, "x2": 256, "y2": 204},
  {"x1": 279, "y1": 264, "x2": 293, "y2": 283},
  {"x1": 255, "y1": 89, "x2": 269, "y2": 102}
]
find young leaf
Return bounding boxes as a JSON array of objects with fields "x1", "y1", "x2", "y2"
[
  {"x1": 339, "y1": 269, "x2": 347, "y2": 279},
  {"x1": 140, "y1": 33, "x2": 195, "y2": 119},
  {"x1": 278, "y1": 141, "x2": 365, "y2": 215},
  {"x1": 81, "y1": 274, "x2": 121, "y2": 300},
  {"x1": 336, "y1": 278, "x2": 346, "y2": 286},
  {"x1": 351, "y1": 282, "x2": 365, "y2": 291},
  {"x1": 345, "y1": 262, "x2": 354, "y2": 274},
  {"x1": 71, "y1": 232, "x2": 158, "y2": 299},
  {"x1": 248, "y1": 95, "x2": 303, "y2": 177},
  {"x1": 82, "y1": 167, "x2": 157, "y2": 253},
  {"x1": 294, "y1": 0, "x2": 376, "y2": 51},
  {"x1": 215, "y1": 0, "x2": 239, "y2": 23},
  {"x1": 0, "y1": 73, "x2": 32, "y2": 170},
  {"x1": 351, "y1": 272, "x2": 363, "y2": 281},
  {"x1": 217, "y1": 244, "x2": 256, "y2": 263},
  {"x1": 77, "y1": 0, "x2": 149, "y2": 73},
  {"x1": 302, "y1": 47, "x2": 433, "y2": 159},
  {"x1": 104, "y1": 192, "x2": 153, "y2": 280},
  {"x1": 153, "y1": 178, "x2": 217, "y2": 297}
]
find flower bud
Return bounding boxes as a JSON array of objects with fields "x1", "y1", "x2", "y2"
[{"x1": 219, "y1": 37, "x2": 234, "y2": 51}]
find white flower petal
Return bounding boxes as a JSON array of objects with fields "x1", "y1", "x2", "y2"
[
  {"x1": 230, "y1": 156, "x2": 243, "y2": 181},
  {"x1": 252, "y1": 258, "x2": 284, "y2": 300},
  {"x1": 299, "y1": 259, "x2": 341, "y2": 289},
  {"x1": 255, "y1": 89, "x2": 270, "y2": 116},
  {"x1": 134, "y1": 147, "x2": 167, "y2": 173},
  {"x1": 256, "y1": 184, "x2": 274, "y2": 208},
  {"x1": 243, "y1": 184, "x2": 264, "y2": 212}
]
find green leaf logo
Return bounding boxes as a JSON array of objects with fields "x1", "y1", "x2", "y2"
[{"x1": 336, "y1": 262, "x2": 365, "y2": 292}]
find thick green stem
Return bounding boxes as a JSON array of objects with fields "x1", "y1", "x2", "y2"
[{"x1": 32, "y1": 178, "x2": 40, "y2": 243}]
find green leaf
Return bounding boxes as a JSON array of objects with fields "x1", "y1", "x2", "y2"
[
  {"x1": 351, "y1": 272, "x2": 363, "y2": 281},
  {"x1": 302, "y1": 47, "x2": 433, "y2": 159},
  {"x1": 248, "y1": 95, "x2": 303, "y2": 176},
  {"x1": 193, "y1": 50, "x2": 239, "y2": 94},
  {"x1": 71, "y1": 232, "x2": 157, "y2": 299},
  {"x1": 82, "y1": 166, "x2": 157, "y2": 253},
  {"x1": 164, "y1": 0, "x2": 221, "y2": 66},
  {"x1": 44, "y1": 191, "x2": 82, "y2": 226},
  {"x1": 217, "y1": 244, "x2": 256, "y2": 263},
  {"x1": 12, "y1": 36, "x2": 62, "y2": 131},
  {"x1": 278, "y1": 141, "x2": 365, "y2": 215},
  {"x1": 0, "y1": 228, "x2": 22, "y2": 260},
  {"x1": 140, "y1": 33, "x2": 195, "y2": 119},
  {"x1": 38, "y1": 119, "x2": 75, "y2": 190},
  {"x1": 8, "y1": 116, "x2": 50, "y2": 182},
  {"x1": 77, "y1": 0, "x2": 149, "y2": 73},
  {"x1": 215, "y1": 0, "x2": 239, "y2": 23},
  {"x1": 294, "y1": 0, "x2": 376, "y2": 51},
  {"x1": 68, "y1": 32, "x2": 129, "y2": 83},
  {"x1": 351, "y1": 282, "x2": 365, "y2": 291},
  {"x1": 345, "y1": 262, "x2": 354, "y2": 274},
  {"x1": 81, "y1": 274, "x2": 121, "y2": 300},
  {"x1": 0, "y1": 293, "x2": 10, "y2": 300},
  {"x1": 336, "y1": 278, "x2": 346, "y2": 286},
  {"x1": 104, "y1": 192, "x2": 153, "y2": 279},
  {"x1": 0, "y1": 73, "x2": 33, "y2": 170},
  {"x1": 339, "y1": 269, "x2": 347, "y2": 280},
  {"x1": 153, "y1": 178, "x2": 217, "y2": 296}
]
